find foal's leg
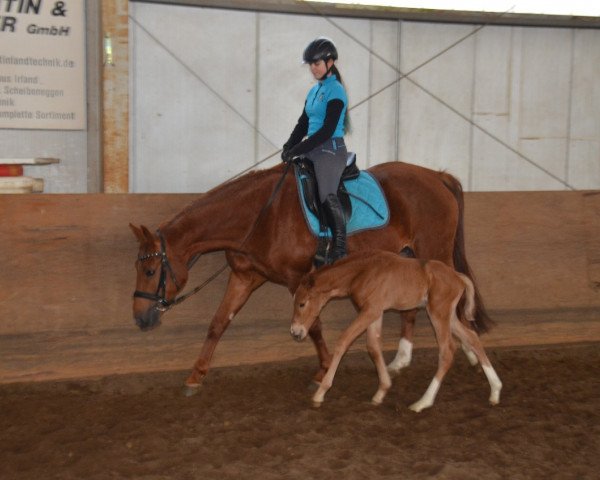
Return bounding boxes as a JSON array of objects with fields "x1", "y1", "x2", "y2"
[
  {"x1": 409, "y1": 310, "x2": 457, "y2": 413},
  {"x1": 185, "y1": 270, "x2": 265, "y2": 394},
  {"x1": 461, "y1": 342, "x2": 479, "y2": 366},
  {"x1": 450, "y1": 315, "x2": 502, "y2": 405},
  {"x1": 308, "y1": 316, "x2": 333, "y2": 384},
  {"x1": 313, "y1": 309, "x2": 381, "y2": 407},
  {"x1": 366, "y1": 315, "x2": 392, "y2": 405},
  {"x1": 387, "y1": 309, "x2": 416, "y2": 375}
]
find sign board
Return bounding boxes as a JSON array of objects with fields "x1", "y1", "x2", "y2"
[{"x1": 0, "y1": 1, "x2": 86, "y2": 130}]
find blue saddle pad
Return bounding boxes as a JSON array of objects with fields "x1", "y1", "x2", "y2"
[{"x1": 295, "y1": 169, "x2": 390, "y2": 237}]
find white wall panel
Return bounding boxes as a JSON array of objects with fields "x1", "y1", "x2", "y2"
[
  {"x1": 129, "y1": 4, "x2": 600, "y2": 193},
  {"x1": 569, "y1": 29, "x2": 600, "y2": 189},
  {"x1": 398, "y1": 22, "x2": 475, "y2": 181},
  {"x1": 366, "y1": 20, "x2": 400, "y2": 167},
  {"x1": 130, "y1": 2, "x2": 257, "y2": 192}
]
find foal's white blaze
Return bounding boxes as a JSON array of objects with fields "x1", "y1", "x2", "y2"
[
  {"x1": 409, "y1": 378, "x2": 441, "y2": 413},
  {"x1": 387, "y1": 338, "x2": 413, "y2": 374}
]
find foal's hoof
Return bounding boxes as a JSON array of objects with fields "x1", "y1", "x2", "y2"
[
  {"x1": 386, "y1": 362, "x2": 408, "y2": 378},
  {"x1": 408, "y1": 400, "x2": 431, "y2": 413},
  {"x1": 183, "y1": 384, "x2": 201, "y2": 397}
]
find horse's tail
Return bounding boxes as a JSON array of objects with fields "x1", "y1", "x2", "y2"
[
  {"x1": 440, "y1": 172, "x2": 494, "y2": 333},
  {"x1": 456, "y1": 272, "x2": 476, "y2": 323}
]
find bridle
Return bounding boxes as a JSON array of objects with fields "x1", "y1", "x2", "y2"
[
  {"x1": 133, "y1": 230, "x2": 182, "y2": 312},
  {"x1": 132, "y1": 160, "x2": 293, "y2": 313}
]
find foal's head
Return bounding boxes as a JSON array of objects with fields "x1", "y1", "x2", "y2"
[
  {"x1": 130, "y1": 224, "x2": 189, "y2": 331},
  {"x1": 290, "y1": 274, "x2": 329, "y2": 342}
]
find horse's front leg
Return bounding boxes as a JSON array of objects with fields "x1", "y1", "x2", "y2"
[
  {"x1": 185, "y1": 269, "x2": 266, "y2": 395},
  {"x1": 307, "y1": 316, "x2": 332, "y2": 384},
  {"x1": 387, "y1": 309, "x2": 416, "y2": 375}
]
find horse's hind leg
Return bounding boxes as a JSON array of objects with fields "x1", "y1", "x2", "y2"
[
  {"x1": 185, "y1": 269, "x2": 266, "y2": 394},
  {"x1": 450, "y1": 315, "x2": 502, "y2": 405},
  {"x1": 387, "y1": 309, "x2": 416, "y2": 375},
  {"x1": 409, "y1": 309, "x2": 456, "y2": 413},
  {"x1": 366, "y1": 315, "x2": 392, "y2": 405}
]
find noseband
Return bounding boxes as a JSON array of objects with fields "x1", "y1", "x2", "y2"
[{"x1": 133, "y1": 230, "x2": 181, "y2": 312}]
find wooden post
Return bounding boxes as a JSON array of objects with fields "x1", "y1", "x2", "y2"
[{"x1": 101, "y1": 0, "x2": 129, "y2": 193}]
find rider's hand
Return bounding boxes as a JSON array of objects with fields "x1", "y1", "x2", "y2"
[{"x1": 281, "y1": 148, "x2": 294, "y2": 164}]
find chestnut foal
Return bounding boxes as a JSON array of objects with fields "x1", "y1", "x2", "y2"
[{"x1": 290, "y1": 251, "x2": 502, "y2": 411}]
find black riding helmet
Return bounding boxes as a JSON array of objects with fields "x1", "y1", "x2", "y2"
[{"x1": 302, "y1": 37, "x2": 338, "y2": 64}]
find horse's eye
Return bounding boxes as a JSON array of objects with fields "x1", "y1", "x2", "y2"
[
  {"x1": 299, "y1": 302, "x2": 306, "y2": 308},
  {"x1": 145, "y1": 269, "x2": 155, "y2": 277}
]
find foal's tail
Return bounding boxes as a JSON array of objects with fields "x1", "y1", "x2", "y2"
[
  {"x1": 440, "y1": 172, "x2": 494, "y2": 333},
  {"x1": 456, "y1": 272, "x2": 476, "y2": 323}
]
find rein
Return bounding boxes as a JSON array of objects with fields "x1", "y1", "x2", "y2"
[{"x1": 133, "y1": 161, "x2": 293, "y2": 312}]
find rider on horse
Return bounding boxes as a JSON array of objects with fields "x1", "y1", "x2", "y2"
[{"x1": 282, "y1": 37, "x2": 350, "y2": 265}]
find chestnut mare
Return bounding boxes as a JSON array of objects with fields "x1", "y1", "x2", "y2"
[
  {"x1": 290, "y1": 250, "x2": 502, "y2": 411},
  {"x1": 130, "y1": 161, "x2": 491, "y2": 395}
]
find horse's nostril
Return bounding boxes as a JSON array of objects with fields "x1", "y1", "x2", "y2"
[{"x1": 290, "y1": 326, "x2": 304, "y2": 342}]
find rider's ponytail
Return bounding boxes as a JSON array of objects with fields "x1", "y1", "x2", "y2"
[{"x1": 331, "y1": 65, "x2": 352, "y2": 134}]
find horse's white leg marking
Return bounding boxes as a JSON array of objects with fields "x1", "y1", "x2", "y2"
[
  {"x1": 482, "y1": 364, "x2": 502, "y2": 405},
  {"x1": 366, "y1": 316, "x2": 392, "y2": 405},
  {"x1": 409, "y1": 378, "x2": 441, "y2": 413},
  {"x1": 387, "y1": 337, "x2": 413, "y2": 375},
  {"x1": 408, "y1": 307, "x2": 456, "y2": 413},
  {"x1": 450, "y1": 316, "x2": 503, "y2": 405},
  {"x1": 461, "y1": 342, "x2": 479, "y2": 366}
]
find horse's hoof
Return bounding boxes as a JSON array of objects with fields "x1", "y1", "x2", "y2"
[
  {"x1": 386, "y1": 364, "x2": 406, "y2": 378},
  {"x1": 307, "y1": 380, "x2": 320, "y2": 392},
  {"x1": 183, "y1": 384, "x2": 200, "y2": 397},
  {"x1": 311, "y1": 400, "x2": 323, "y2": 409},
  {"x1": 408, "y1": 401, "x2": 428, "y2": 413}
]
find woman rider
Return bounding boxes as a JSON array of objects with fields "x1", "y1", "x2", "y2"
[{"x1": 281, "y1": 37, "x2": 350, "y2": 265}]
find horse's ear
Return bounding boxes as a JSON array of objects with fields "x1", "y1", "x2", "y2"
[
  {"x1": 139, "y1": 225, "x2": 155, "y2": 244},
  {"x1": 129, "y1": 223, "x2": 145, "y2": 244},
  {"x1": 129, "y1": 224, "x2": 155, "y2": 246},
  {"x1": 298, "y1": 272, "x2": 314, "y2": 291}
]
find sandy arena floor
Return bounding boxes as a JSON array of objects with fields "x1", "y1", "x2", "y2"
[{"x1": 1, "y1": 343, "x2": 599, "y2": 480}]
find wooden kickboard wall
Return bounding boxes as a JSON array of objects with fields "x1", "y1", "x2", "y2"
[{"x1": 0, "y1": 192, "x2": 599, "y2": 383}]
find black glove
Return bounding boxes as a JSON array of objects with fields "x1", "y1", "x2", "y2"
[{"x1": 281, "y1": 147, "x2": 294, "y2": 164}]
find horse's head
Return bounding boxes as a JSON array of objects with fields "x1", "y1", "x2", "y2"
[
  {"x1": 130, "y1": 224, "x2": 189, "y2": 331},
  {"x1": 290, "y1": 273, "x2": 328, "y2": 342}
]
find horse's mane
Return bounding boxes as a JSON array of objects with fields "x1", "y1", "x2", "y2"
[
  {"x1": 164, "y1": 165, "x2": 284, "y2": 229},
  {"x1": 208, "y1": 166, "x2": 281, "y2": 198}
]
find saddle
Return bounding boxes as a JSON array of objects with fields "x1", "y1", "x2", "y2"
[{"x1": 295, "y1": 152, "x2": 359, "y2": 225}]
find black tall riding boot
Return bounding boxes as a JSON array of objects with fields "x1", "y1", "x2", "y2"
[{"x1": 322, "y1": 193, "x2": 347, "y2": 264}]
